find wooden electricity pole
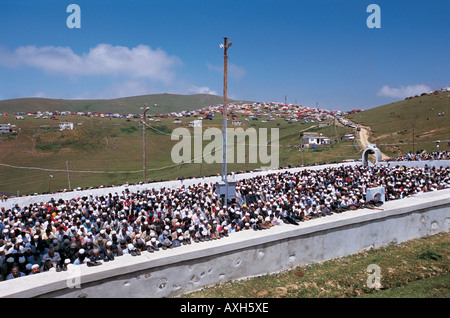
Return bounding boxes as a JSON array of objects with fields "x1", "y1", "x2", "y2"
[
  {"x1": 221, "y1": 37, "x2": 232, "y2": 206},
  {"x1": 142, "y1": 104, "x2": 150, "y2": 182},
  {"x1": 66, "y1": 160, "x2": 71, "y2": 190}
]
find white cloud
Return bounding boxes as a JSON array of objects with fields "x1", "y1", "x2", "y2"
[
  {"x1": 206, "y1": 61, "x2": 247, "y2": 80},
  {"x1": 188, "y1": 85, "x2": 218, "y2": 95},
  {"x1": 0, "y1": 44, "x2": 182, "y2": 84},
  {"x1": 377, "y1": 84, "x2": 432, "y2": 99}
]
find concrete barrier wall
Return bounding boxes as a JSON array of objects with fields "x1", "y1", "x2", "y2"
[{"x1": 1, "y1": 188, "x2": 449, "y2": 298}]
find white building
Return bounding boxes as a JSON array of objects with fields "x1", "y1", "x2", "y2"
[
  {"x1": 344, "y1": 134, "x2": 355, "y2": 140},
  {"x1": 302, "y1": 132, "x2": 330, "y2": 145},
  {"x1": 59, "y1": 122, "x2": 74, "y2": 131},
  {"x1": 188, "y1": 120, "x2": 202, "y2": 128},
  {"x1": 0, "y1": 124, "x2": 11, "y2": 134}
]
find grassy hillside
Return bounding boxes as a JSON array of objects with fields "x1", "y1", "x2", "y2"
[
  {"x1": 0, "y1": 111, "x2": 358, "y2": 196},
  {"x1": 347, "y1": 91, "x2": 450, "y2": 157},
  {"x1": 0, "y1": 93, "x2": 249, "y2": 115},
  {"x1": 2, "y1": 91, "x2": 449, "y2": 196}
]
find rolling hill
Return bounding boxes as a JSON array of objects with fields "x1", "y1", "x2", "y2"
[
  {"x1": 1, "y1": 90, "x2": 448, "y2": 196},
  {"x1": 0, "y1": 93, "x2": 250, "y2": 115},
  {"x1": 347, "y1": 91, "x2": 450, "y2": 157},
  {"x1": 0, "y1": 105, "x2": 358, "y2": 196}
]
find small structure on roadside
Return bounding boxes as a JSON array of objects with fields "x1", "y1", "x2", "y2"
[{"x1": 362, "y1": 144, "x2": 382, "y2": 167}]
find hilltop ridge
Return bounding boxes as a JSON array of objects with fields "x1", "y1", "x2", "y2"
[{"x1": 0, "y1": 93, "x2": 250, "y2": 115}]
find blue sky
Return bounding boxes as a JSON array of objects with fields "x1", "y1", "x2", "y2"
[{"x1": 0, "y1": 0, "x2": 448, "y2": 111}]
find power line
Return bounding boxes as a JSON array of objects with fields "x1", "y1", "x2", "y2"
[{"x1": 0, "y1": 144, "x2": 226, "y2": 175}]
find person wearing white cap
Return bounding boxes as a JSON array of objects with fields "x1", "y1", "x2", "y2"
[
  {"x1": 24, "y1": 263, "x2": 33, "y2": 274},
  {"x1": 73, "y1": 248, "x2": 86, "y2": 265},
  {"x1": 1, "y1": 228, "x2": 10, "y2": 241},
  {"x1": 103, "y1": 241, "x2": 116, "y2": 261},
  {"x1": 126, "y1": 243, "x2": 140, "y2": 256},
  {"x1": 61, "y1": 258, "x2": 71, "y2": 271},
  {"x1": 28, "y1": 264, "x2": 41, "y2": 275},
  {"x1": 147, "y1": 237, "x2": 160, "y2": 252},
  {"x1": 95, "y1": 229, "x2": 109, "y2": 245}
]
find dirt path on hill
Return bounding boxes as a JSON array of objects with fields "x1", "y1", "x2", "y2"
[
  {"x1": 336, "y1": 118, "x2": 390, "y2": 160},
  {"x1": 348, "y1": 120, "x2": 390, "y2": 160}
]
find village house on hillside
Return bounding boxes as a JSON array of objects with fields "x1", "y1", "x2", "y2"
[
  {"x1": 302, "y1": 132, "x2": 331, "y2": 146},
  {"x1": 0, "y1": 124, "x2": 12, "y2": 134},
  {"x1": 59, "y1": 122, "x2": 74, "y2": 131},
  {"x1": 344, "y1": 133, "x2": 355, "y2": 140},
  {"x1": 188, "y1": 120, "x2": 202, "y2": 128},
  {"x1": 231, "y1": 119, "x2": 242, "y2": 126}
]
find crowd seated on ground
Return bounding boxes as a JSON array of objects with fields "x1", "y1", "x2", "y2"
[
  {"x1": 387, "y1": 150, "x2": 450, "y2": 162},
  {"x1": 0, "y1": 163, "x2": 449, "y2": 281}
]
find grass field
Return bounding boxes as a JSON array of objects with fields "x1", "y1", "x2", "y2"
[
  {"x1": 181, "y1": 232, "x2": 449, "y2": 298},
  {"x1": 347, "y1": 91, "x2": 450, "y2": 157},
  {"x1": 0, "y1": 111, "x2": 359, "y2": 196}
]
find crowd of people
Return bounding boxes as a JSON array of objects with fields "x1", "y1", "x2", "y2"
[
  {"x1": 0, "y1": 163, "x2": 449, "y2": 281},
  {"x1": 388, "y1": 150, "x2": 450, "y2": 162}
]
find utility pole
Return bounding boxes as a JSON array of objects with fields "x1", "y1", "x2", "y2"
[
  {"x1": 200, "y1": 158, "x2": 203, "y2": 177},
  {"x1": 142, "y1": 103, "x2": 150, "y2": 183},
  {"x1": 334, "y1": 117, "x2": 339, "y2": 143},
  {"x1": 48, "y1": 174, "x2": 53, "y2": 193},
  {"x1": 220, "y1": 37, "x2": 232, "y2": 206},
  {"x1": 66, "y1": 160, "x2": 71, "y2": 190},
  {"x1": 412, "y1": 123, "x2": 415, "y2": 154}
]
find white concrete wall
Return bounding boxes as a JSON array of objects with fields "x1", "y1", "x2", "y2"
[{"x1": 0, "y1": 188, "x2": 448, "y2": 298}]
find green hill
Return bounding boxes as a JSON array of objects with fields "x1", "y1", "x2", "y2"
[
  {"x1": 0, "y1": 109, "x2": 358, "y2": 196},
  {"x1": 2, "y1": 90, "x2": 448, "y2": 196},
  {"x1": 347, "y1": 91, "x2": 450, "y2": 157},
  {"x1": 0, "y1": 93, "x2": 249, "y2": 115}
]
